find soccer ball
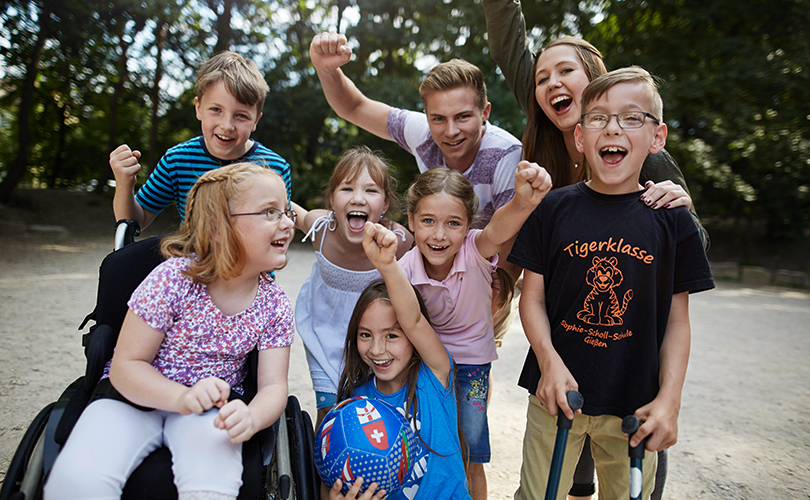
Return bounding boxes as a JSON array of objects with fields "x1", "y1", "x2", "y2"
[{"x1": 315, "y1": 397, "x2": 422, "y2": 496}]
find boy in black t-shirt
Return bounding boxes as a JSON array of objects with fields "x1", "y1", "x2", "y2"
[{"x1": 508, "y1": 66, "x2": 714, "y2": 500}]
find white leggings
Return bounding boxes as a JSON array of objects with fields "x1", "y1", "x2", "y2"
[{"x1": 44, "y1": 398, "x2": 243, "y2": 500}]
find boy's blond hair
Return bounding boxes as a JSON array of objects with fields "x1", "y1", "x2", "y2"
[
  {"x1": 195, "y1": 51, "x2": 269, "y2": 114},
  {"x1": 419, "y1": 58, "x2": 487, "y2": 112},
  {"x1": 581, "y1": 66, "x2": 664, "y2": 121}
]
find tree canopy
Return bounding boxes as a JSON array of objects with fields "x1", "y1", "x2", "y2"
[{"x1": 1, "y1": 0, "x2": 807, "y2": 238}]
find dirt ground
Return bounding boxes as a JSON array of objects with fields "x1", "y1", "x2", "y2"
[{"x1": 1, "y1": 189, "x2": 809, "y2": 499}]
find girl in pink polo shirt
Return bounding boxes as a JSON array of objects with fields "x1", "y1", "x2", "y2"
[{"x1": 397, "y1": 162, "x2": 551, "y2": 500}]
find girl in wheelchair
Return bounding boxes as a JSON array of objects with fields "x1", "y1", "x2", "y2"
[{"x1": 45, "y1": 163, "x2": 295, "y2": 500}]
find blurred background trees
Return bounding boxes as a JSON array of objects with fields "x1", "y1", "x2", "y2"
[{"x1": 1, "y1": 0, "x2": 808, "y2": 240}]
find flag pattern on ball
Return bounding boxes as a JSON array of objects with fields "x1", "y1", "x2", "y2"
[
  {"x1": 315, "y1": 397, "x2": 427, "y2": 497},
  {"x1": 357, "y1": 400, "x2": 389, "y2": 450}
]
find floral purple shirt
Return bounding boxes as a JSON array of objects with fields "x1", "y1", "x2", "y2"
[{"x1": 106, "y1": 257, "x2": 294, "y2": 394}]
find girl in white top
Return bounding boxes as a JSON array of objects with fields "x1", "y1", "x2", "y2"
[{"x1": 293, "y1": 146, "x2": 413, "y2": 426}]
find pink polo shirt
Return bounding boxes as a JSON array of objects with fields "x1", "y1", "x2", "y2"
[{"x1": 399, "y1": 229, "x2": 498, "y2": 365}]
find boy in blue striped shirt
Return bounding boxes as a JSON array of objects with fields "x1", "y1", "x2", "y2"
[{"x1": 110, "y1": 51, "x2": 291, "y2": 229}]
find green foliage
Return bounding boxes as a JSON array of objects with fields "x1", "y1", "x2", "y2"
[
  {"x1": 583, "y1": 0, "x2": 810, "y2": 238},
  {"x1": 1, "y1": 0, "x2": 807, "y2": 237}
]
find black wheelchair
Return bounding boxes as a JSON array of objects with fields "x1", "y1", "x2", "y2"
[{"x1": 0, "y1": 221, "x2": 319, "y2": 500}]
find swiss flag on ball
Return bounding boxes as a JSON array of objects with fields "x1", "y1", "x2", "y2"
[{"x1": 356, "y1": 401, "x2": 389, "y2": 450}]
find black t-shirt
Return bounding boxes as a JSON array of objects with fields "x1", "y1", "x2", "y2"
[{"x1": 508, "y1": 182, "x2": 714, "y2": 417}]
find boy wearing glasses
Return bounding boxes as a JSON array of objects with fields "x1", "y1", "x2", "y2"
[
  {"x1": 508, "y1": 67, "x2": 714, "y2": 500},
  {"x1": 110, "y1": 51, "x2": 291, "y2": 230}
]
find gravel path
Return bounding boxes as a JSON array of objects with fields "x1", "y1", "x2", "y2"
[{"x1": 1, "y1": 190, "x2": 808, "y2": 498}]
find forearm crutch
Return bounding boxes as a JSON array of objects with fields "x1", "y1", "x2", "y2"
[
  {"x1": 621, "y1": 415, "x2": 648, "y2": 500},
  {"x1": 544, "y1": 390, "x2": 584, "y2": 500}
]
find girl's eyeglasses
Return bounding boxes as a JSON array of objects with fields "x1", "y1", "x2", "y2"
[{"x1": 230, "y1": 207, "x2": 297, "y2": 224}]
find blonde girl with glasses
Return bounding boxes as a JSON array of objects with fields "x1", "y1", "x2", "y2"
[{"x1": 45, "y1": 163, "x2": 295, "y2": 500}]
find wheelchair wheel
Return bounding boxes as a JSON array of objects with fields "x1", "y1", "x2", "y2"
[
  {"x1": 286, "y1": 396, "x2": 318, "y2": 499},
  {"x1": 0, "y1": 402, "x2": 54, "y2": 500},
  {"x1": 264, "y1": 396, "x2": 317, "y2": 500}
]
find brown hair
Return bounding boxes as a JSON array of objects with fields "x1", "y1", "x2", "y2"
[
  {"x1": 581, "y1": 66, "x2": 663, "y2": 121},
  {"x1": 406, "y1": 167, "x2": 479, "y2": 225},
  {"x1": 337, "y1": 280, "x2": 428, "y2": 420},
  {"x1": 325, "y1": 145, "x2": 399, "y2": 217},
  {"x1": 522, "y1": 37, "x2": 607, "y2": 188},
  {"x1": 338, "y1": 279, "x2": 467, "y2": 461},
  {"x1": 419, "y1": 58, "x2": 487, "y2": 112},
  {"x1": 160, "y1": 163, "x2": 285, "y2": 283},
  {"x1": 195, "y1": 51, "x2": 269, "y2": 114}
]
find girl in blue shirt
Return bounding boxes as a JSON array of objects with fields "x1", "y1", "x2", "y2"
[{"x1": 324, "y1": 222, "x2": 472, "y2": 500}]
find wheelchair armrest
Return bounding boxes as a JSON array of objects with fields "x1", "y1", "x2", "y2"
[
  {"x1": 115, "y1": 219, "x2": 141, "y2": 250},
  {"x1": 83, "y1": 324, "x2": 116, "y2": 393}
]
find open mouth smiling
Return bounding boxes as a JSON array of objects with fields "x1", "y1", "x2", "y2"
[
  {"x1": 215, "y1": 133, "x2": 234, "y2": 143},
  {"x1": 600, "y1": 146, "x2": 628, "y2": 164},
  {"x1": 347, "y1": 211, "x2": 368, "y2": 231},
  {"x1": 427, "y1": 243, "x2": 449, "y2": 252},
  {"x1": 551, "y1": 95, "x2": 572, "y2": 112}
]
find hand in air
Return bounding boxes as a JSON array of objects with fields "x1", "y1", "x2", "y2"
[
  {"x1": 177, "y1": 376, "x2": 230, "y2": 415},
  {"x1": 215, "y1": 399, "x2": 257, "y2": 443},
  {"x1": 328, "y1": 477, "x2": 386, "y2": 500},
  {"x1": 641, "y1": 180, "x2": 692, "y2": 210},
  {"x1": 362, "y1": 222, "x2": 399, "y2": 268},
  {"x1": 109, "y1": 144, "x2": 142, "y2": 187},
  {"x1": 310, "y1": 32, "x2": 353, "y2": 72},
  {"x1": 514, "y1": 160, "x2": 553, "y2": 208}
]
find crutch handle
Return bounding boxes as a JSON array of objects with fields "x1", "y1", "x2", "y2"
[
  {"x1": 545, "y1": 391, "x2": 584, "y2": 500},
  {"x1": 556, "y1": 390, "x2": 584, "y2": 430},
  {"x1": 621, "y1": 415, "x2": 647, "y2": 459},
  {"x1": 622, "y1": 415, "x2": 647, "y2": 500}
]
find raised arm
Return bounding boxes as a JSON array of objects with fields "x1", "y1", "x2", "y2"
[
  {"x1": 476, "y1": 160, "x2": 552, "y2": 259},
  {"x1": 110, "y1": 144, "x2": 157, "y2": 229},
  {"x1": 362, "y1": 222, "x2": 451, "y2": 388},
  {"x1": 482, "y1": 0, "x2": 536, "y2": 116},
  {"x1": 310, "y1": 32, "x2": 392, "y2": 140}
]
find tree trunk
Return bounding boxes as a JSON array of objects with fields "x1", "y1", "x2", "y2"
[
  {"x1": 48, "y1": 100, "x2": 69, "y2": 188},
  {"x1": 0, "y1": 2, "x2": 51, "y2": 203},
  {"x1": 95, "y1": 23, "x2": 129, "y2": 193},
  {"x1": 147, "y1": 21, "x2": 167, "y2": 174},
  {"x1": 210, "y1": 0, "x2": 234, "y2": 54}
]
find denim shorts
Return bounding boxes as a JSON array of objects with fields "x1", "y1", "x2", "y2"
[
  {"x1": 456, "y1": 363, "x2": 491, "y2": 463},
  {"x1": 315, "y1": 391, "x2": 337, "y2": 410}
]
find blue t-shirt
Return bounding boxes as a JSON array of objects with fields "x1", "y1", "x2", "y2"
[
  {"x1": 353, "y1": 360, "x2": 471, "y2": 500},
  {"x1": 135, "y1": 136, "x2": 292, "y2": 220}
]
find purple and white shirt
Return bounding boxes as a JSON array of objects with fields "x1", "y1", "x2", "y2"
[
  {"x1": 387, "y1": 107, "x2": 522, "y2": 228},
  {"x1": 108, "y1": 257, "x2": 294, "y2": 394}
]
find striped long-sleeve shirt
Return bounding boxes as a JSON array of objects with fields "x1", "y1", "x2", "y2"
[{"x1": 135, "y1": 136, "x2": 292, "y2": 221}]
